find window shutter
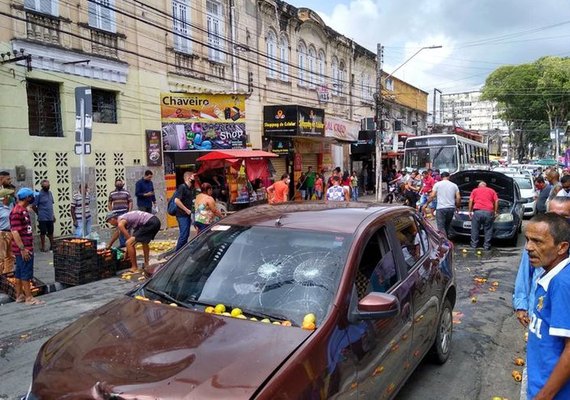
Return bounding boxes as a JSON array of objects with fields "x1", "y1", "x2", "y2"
[
  {"x1": 100, "y1": 0, "x2": 115, "y2": 32},
  {"x1": 88, "y1": 0, "x2": 97, "y2": 28}
]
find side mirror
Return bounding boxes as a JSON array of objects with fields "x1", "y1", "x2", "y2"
[{"x1": 350, "y1": 292, "x2": 400, "y2": 321}]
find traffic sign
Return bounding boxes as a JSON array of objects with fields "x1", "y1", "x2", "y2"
[
  {"x1": 74, "y1": 143, "x2": 92, "y2": 155},
  {"x1": 75, "y1": 87, "x2": 93, "y2": 142}
]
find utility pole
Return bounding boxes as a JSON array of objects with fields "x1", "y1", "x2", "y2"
[
  {"x1": 375, "y1": 44, "x2": 384, "y2": 202},
  {"x1": 433, "y1": 88, "x2": 441, "y2": 127}
]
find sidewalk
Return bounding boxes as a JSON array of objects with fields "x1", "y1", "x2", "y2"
[{"x1": 1, "y1": 196, "x2": 385, "y2": 304}]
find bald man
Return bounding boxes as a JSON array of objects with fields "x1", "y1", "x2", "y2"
[{"x1": 468, "y1": 181, "x2": 499, "y2": 250}]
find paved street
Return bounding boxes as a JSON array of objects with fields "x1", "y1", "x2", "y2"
[{"x1": 0, "y1": 219, "x2": 528, "y2": 400}]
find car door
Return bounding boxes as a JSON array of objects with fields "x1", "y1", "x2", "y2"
[
  {"x1": 392, "y1": 213, "x2": 441, "y2": 364},
  {"x1": 346, "y1": 224, "x2": 413, "y2": 400}
]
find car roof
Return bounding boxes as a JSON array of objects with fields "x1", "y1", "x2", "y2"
[
  {"x1": 219, "y1": 202, "x2": 409, "y2": 234},
  {"x1": 507, "y1": 174, "x2": 532, "y2": 180}
]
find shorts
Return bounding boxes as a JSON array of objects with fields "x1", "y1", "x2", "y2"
[
  {"x1": 133, "y1": 216, "x2": 161, "y2": 244},
  {"x1": 14, "y1": 255, "x2": 34, "y2": 281},
  {"x1": 38, "y1": 220, "x2": 54, "y2": 236},
  {"x1": 419, "y1": 194, "x2": 437, "y2": 209}
]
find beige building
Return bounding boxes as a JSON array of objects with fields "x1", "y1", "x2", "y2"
[{"x1": 0, "y1": 0, "x2": 427, "y2": 235}]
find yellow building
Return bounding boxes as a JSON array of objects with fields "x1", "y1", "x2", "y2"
[{"x1": 0, "y1": 0, "x2": 428, "y2": 236}]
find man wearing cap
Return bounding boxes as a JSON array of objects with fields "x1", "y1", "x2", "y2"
[
  {"x1": 0, "y1": 188, "x2": 15, "y2": 274},
  {"x1": 106, "y1": 210, "x2": 161, "y2": 273},
  {"x1": 10, "y1": 188, "x2": 44, "y2": 305}
]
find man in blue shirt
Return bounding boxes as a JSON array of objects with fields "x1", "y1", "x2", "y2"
[
  {"x1": 135, "y1": 170, "x2": 156, "y2": 213},
  {"x1": 525, "y1": 213, "x2": 570, "y2": 399},
  {"x1": 34, "y1": 179, "x2": 55, "y2": 252}
]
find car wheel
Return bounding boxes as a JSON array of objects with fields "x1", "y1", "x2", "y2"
[{"x1": 430, "y1": 298, "x2": 452, "y2": 364}]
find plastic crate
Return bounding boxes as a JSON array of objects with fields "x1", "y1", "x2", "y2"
[
  {"x1": 0, "y1": 272, "x2": 46, "y2": 300},
  {"x1": 53, "y1": 237, "x2": 99, "y2": 286},
  {"x1": 97, "y1": 248, "x2": 118, "y2": 279}
]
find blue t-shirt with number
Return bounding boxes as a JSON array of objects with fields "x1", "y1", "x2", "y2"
[{"x1": 527, "y1": 259, "x2": 570, "y2": 399}]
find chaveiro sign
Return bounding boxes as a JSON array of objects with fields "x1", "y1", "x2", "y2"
[{"x1": 263, "y1": 105, "x2": 325, "y2": 137}]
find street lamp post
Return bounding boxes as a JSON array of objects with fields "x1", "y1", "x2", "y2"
[{"x1": 375, "y1": 45, "x2": 442, "y2": 202}]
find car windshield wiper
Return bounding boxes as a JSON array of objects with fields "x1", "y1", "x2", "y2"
[
  {"x1": 143, "y1": 287, "x2": 189, "y2": 308},
  {"x1": 240, "y1": 307, "x2": 291, "y2": 323}
]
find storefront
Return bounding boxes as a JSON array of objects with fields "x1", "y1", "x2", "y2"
[
  {"x1": 158, "y1": 92, "x2": 248, "y2": 226},
  {"x1": 262, "y1": 105, "x2": 326, "y2": 199},
  {"x1": 325, "y1": 116, "x2": 359, "y2": 173}
]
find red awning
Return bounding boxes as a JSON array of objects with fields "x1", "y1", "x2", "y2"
[{"x1": 196, "y1": 149, "x2": 278, "y2": 161}]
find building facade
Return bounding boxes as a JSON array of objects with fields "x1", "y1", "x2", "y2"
[
  {"x1": 0, "y1": 0, "x2": 428, "y2": 235},
  {"x1": 441, "y1": 90, "x2": 507, "y2": 132}
]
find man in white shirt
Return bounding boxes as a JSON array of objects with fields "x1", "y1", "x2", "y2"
[{"x1": 423, "y1": 171, "x2": 460, "y2": 238}]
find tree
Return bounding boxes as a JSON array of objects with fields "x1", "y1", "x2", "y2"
[{"x1": 482, "y1": 56, "x2": 570, "y2": 161}]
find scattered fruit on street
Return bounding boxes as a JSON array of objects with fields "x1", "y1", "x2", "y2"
[{"x1": 514, "y1": 357, "x2": 525, "y2": 366}]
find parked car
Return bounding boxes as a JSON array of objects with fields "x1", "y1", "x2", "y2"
[
  {"x1": 26, "y1": 203, "x2": 455, "y2": 400},
  {"x1": 507, "y1": 173, "x2": 536, "y2": 217},
  {"x1": 449, "y1": 170, "x2": 524, "y2": 244}
]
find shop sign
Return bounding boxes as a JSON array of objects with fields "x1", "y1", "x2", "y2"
[
  {"x1": 145, "y1": 130, "x2": 163, "y2": 166},
  {"x1": 263, "y1": 105, "x2": 324, "y2": 137},
  {"x1": 263, "y1": 138, "x2": 292, "y2": 155},
  {"x1": 162, "y1": 122, "x2": 247, "y2": 151},
  {"x1": 160, "y1": 93, "x2": 246, "y2": 123},
  {"x1": 325, "y1": 116, "x2": 359, "y2": 142}
]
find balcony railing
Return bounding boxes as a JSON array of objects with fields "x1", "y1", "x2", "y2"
[
  {"x1": 26, "y1": 11, "x2": 60, "y2": 45},
  {"x1": 91, "y1": 29, "x2": 118, "y2": 58}
]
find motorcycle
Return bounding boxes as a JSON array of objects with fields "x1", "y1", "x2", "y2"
[{"x1": 383, "y1": 183, "x2": 405, "y2": 204}]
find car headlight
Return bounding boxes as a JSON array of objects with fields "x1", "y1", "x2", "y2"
[{"x1": 495, "y1": 213, "x2": 514, "y2": 222}]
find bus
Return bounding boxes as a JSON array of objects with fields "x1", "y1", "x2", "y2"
[{"x1": 403, "y1": 134, "x2": 489, "y2": 173}]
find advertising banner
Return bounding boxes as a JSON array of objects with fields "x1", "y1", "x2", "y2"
[
  {"x1": 263, "y1": 105, "x2": 324, "y2": 137},
  {"x1": 324, "y1": 116, "x2": 359, "y2": 142},
  {"x1": 160, "y1": 93, "x2": 247, "y2": 151},
  {"x1": 145, "y1": 130, "x2": 163, "y2": 166}
]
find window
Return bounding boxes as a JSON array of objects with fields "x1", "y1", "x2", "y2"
[
  {"x1": 24, "y1": 0, "x2": 58, "y2": 16},
  {"x1": 316, "y1": 50, "x2": 325, "y2": 86},
  {"x1": 394, "y1": 214, "x2": 427, "y2": 270},
  {"x1": 338, "y1": 61, "x2": 346, "y2": 95},
  {"x1": 173, "y1": 0, "x2": 191, "y2": 53},
  {"x1": 307, "y1": 46, "x2": 316, "y2": 87},
  {"x1": 331, "y1": 56, "x2": 339, "y2": 95},
  {"x1": 266, "y1": 30, "x2": 277, "y2": 78},
  {"x1": 279, "y1": 36, "x2": 289, "y2": 81},
  {"x1": 88, "y1": 0, "x2": 116, "y2": 33},
  {"x1": 26, "y1": 80, "x2": 62, "y2": 137},
  {"x1": 355, "y1": 228, "x2": 398, "y2": 299},
  {"x1": 385, "y1": 78, "x2": 394, "y2": 91},
  {"x1": 207, "y1": 0, "x2": 224, "y2": 63},
  {"x1": 92, "y1": 89, "x2": 117, "y2": 124},
  {"x1": 298, "y1": 41, "x2": 307, "y2": 86}
]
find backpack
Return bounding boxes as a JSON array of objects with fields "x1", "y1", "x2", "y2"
[{"x1": 167, "y1": 190, "x2": 178, "y2": 216}]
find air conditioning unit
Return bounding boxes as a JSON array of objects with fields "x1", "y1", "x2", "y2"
[{"x1": 361, "y1": 117, "x2": 375, "y2": 131}]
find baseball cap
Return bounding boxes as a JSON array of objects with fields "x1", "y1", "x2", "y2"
[
  {"x1": 0, "y1": 188, "x2": 14, "y2": 198},
  {"x1": 105, "y1": 211, "x2": 120, "y2": 221},
  {"x1": 16, "y1": 187, "x2": 37, "y2": 200}
]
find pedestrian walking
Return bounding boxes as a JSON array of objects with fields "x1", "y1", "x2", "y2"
[
  {"x1": 535, "y1": 176, "x2": 549, "y2": 214},
  {"x1": 108, "y1": 179, "x2": 133, "y2": 248},
  {"x1": 418, "y1": 169, "x2": 436, "y2": 218},
  {"x1": 71, "y1": 183, "x2": 92, "y2": 237},
  {"x1": 194, "y1": 183, "x2": 223, "y2": 234},
  {"x1": 106, "y1": 210, "x2": 161, "y2": 273},
  {"x1": 423, "y1": 171, "x2": 460, "y2": 239},
  {"x1": 304, "y1": 166, "x2": 316, "y2": 200},
  {"x1": 34, "y1": 180, "x2": 55, "y2": 252},
  {"x1": 10, "y1": 188, "x2": 44, "y2": 305},
  {"x1": 524, "y1": 213, "x2": 570, "y2": 399},
  {"x1": 468, "y1": 181, "x2": 498, "y2": 250},
  {"x1": 266, "y1": 173, "x2": 290, "y2": 204},
  {"x1": 350, "y1": 171, "x2": 359, "y2": 201},
  {"x1": 325, "y1": 175, "x2": 349, "y2": 203},
  {"x1": 513, "y1": 196, "x2": 570, "y2": 399},
  {"x1": 135, "y1": 170, "x2": 156, "y2": 213},
  {"x1": 173, "y1": 171, "x2": 197, "y2": 251},
  {"x1": 0, "y1": 188, "x2": 15, "y2": 274},
  {"x1": 314, "y1": 173, "x2": 323, "y2": 200}
]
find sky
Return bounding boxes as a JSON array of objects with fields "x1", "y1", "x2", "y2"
[{"x1": 286, "y1": 0, "x2": 570, "y2": 106}]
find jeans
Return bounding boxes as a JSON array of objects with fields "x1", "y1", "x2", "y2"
[
  {"x1": 176, "y1": 215, "x2": 192, "y2": 251},
  {"x1": 115, "y1": 210, "x2": 128, "y2": 247},
  {"x1": 435, "y1": 208, "x2": 455, "y2": 238},
  {"x1": 74, "y1": 217, "x2": 92, "y2": 237},
  {"x1": 305, "y1": 187, "x2": 315, "y2": 200},
  {"x1": 471, "y1": 210, "x2": 494, "y2": 249},
  {"x1": 351, "y1": 187, "x2": 359, "y2": 201}
]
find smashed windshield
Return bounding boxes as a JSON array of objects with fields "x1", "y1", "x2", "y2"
[{"x1": 146, "y1": 225, "x2": 349, "y2": 326}]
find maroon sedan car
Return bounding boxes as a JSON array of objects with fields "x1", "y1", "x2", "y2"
[{"x1": 26, "y1": 203, "x2": 455, "y2": 399}]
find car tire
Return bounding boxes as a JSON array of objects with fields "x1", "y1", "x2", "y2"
[{"x1": 430, "y1": 298, "x2": 453, "y2": 364}]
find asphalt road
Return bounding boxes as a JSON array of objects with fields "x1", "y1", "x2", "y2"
[{"x1": 0, "y1": 229, "x2": 528, "y2": 400}]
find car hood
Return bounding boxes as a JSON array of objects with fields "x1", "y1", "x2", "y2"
[
  {"x1": 31, "y1": 297, "x2": 312, "y2": 399},
  {"x1": 451, "y1": 170, "x2": 515, "y2": 202}
]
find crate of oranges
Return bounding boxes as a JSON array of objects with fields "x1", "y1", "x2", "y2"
[
  {"x1": 97, "y1": 248, "x2": 118, "y2": 279},
  {"x1": 53, "y1": 237, "x2": 99, "y2": 286},
  {"x1": 0, "y1": 272, "x2": 46, "y2": 300}
]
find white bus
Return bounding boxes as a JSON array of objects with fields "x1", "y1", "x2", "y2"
[{"x1": 403, "y1": 134, "x2": 489, "y2": 173}]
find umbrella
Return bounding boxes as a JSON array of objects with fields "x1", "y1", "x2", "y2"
[{"x1": 196, "y1": 149, "x2": 277, "y2": 161}]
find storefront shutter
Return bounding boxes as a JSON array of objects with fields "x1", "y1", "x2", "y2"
[{"x1": 270, "y1": 156, "x2": 287, "y2": 180}]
